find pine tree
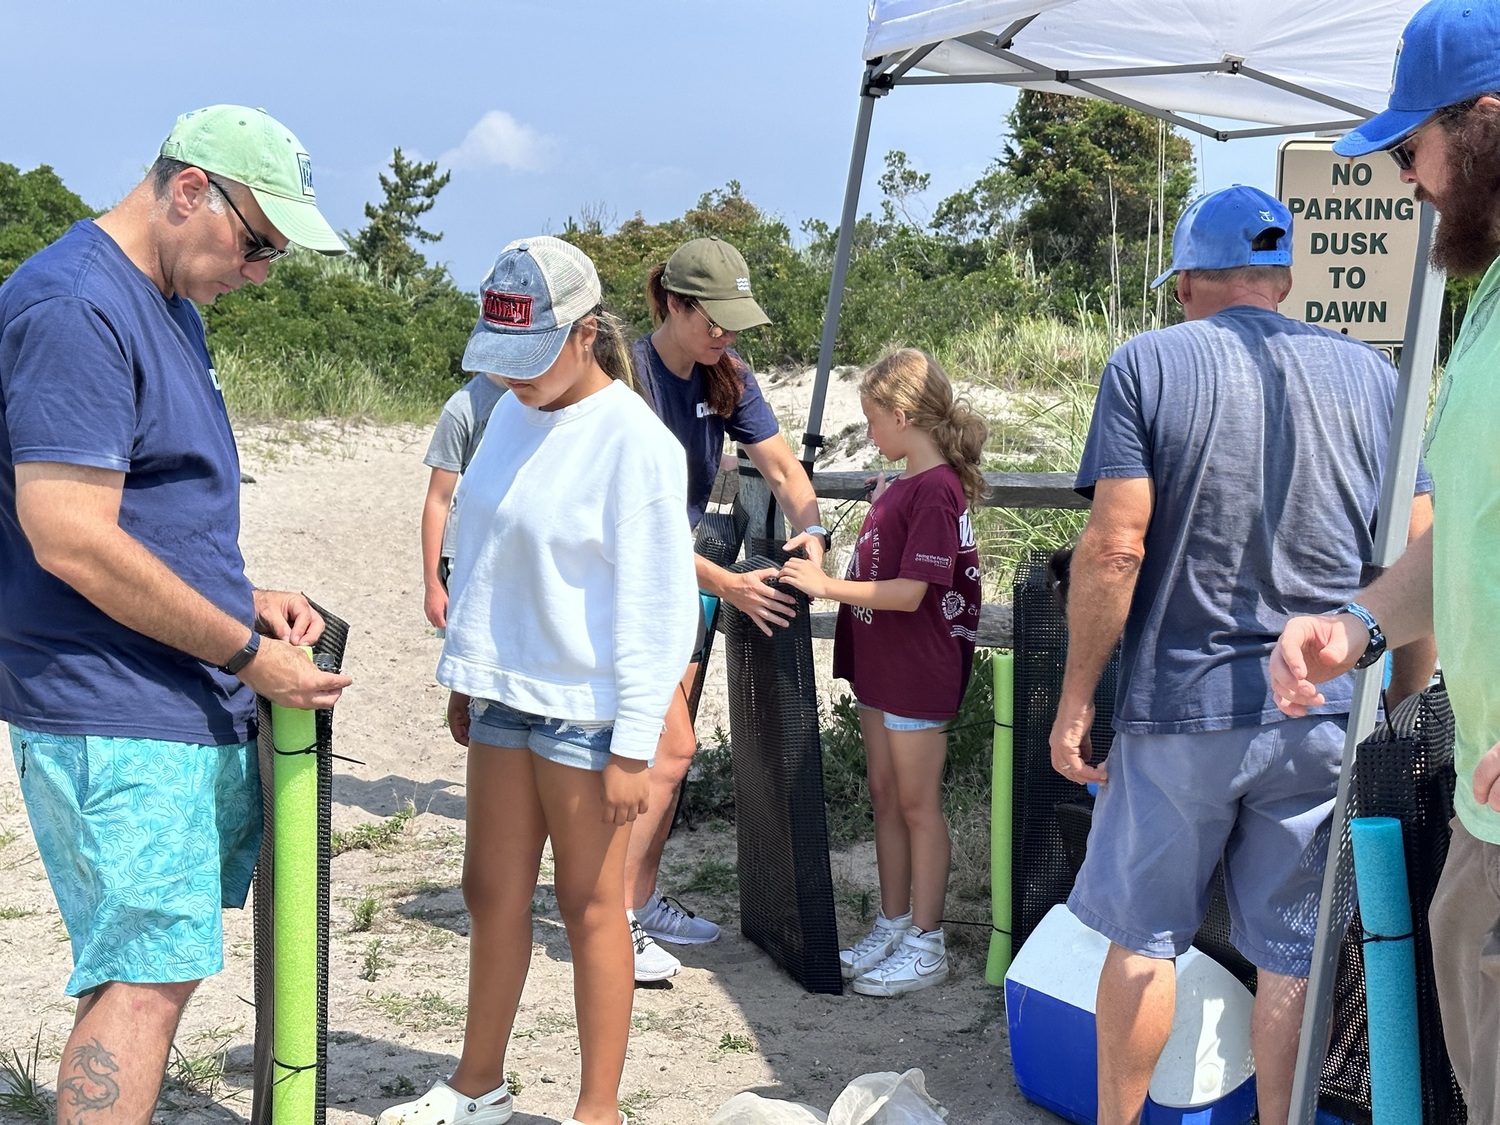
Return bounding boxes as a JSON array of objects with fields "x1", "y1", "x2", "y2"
[{"x1": 350, "y1": 148, "x2": 452, "y2": 282}]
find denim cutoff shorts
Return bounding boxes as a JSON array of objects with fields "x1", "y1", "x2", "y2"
[
  {"x1": 857, "y1": 702, "x2": 948, "y2": 732},
  {"x1": 11, "y1": 725, "x2": 261, "y2": 997},
  {"x1": 467, "y1": 698, "x2": 621, "y2": 771}
]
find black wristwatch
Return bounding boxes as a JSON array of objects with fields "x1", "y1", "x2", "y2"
[
  {"x1": 1339, "y1": 602, "x2": 1387, "y2": 669},
  {"x1": 218, "y1": 630, "x2": 261, "y2": 676}
]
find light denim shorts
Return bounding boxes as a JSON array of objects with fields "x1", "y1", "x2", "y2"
[
  {"x1": 1068, "y1": 715, "x2": 1345, "y2": 978},
  {"x1": 468, "y1": 698, "x2": 619, "y2": 772},
  {"x1": 11, "y1": 725, "x2": 261, "y2": 997},
  {"x1": 858, "y1": 703, "x2": 948, "y2": 732}
]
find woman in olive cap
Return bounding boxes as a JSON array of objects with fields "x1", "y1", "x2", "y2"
[{"x1": 624, "y1": 236, "x2": 826, "y2": 981}]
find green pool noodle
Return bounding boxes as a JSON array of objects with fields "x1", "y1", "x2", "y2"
[
  {"x1": 271, "y1": 645, "x2": 319, "y2": 1121},
  {"x1": 986, "y1": 652, "x2": 1015, "y2": 985}
]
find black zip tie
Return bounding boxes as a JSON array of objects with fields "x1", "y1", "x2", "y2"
[
  {"x1": 272, "y1": 1054, "x2": 325, "y2": 1083},
  {"x1": 1361, "y1": 929, "x2": 1414, "y2": 944},
  {"x1": 993, "y1": 720, "x2": 1014, "y2": 730},
  {"x1": 271, "y1": 741, "x2": 365, "y2": 767}
]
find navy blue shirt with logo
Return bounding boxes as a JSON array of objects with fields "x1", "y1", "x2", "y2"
[
  {"x1": 0, "y1": 221, "x2": 255, "y2": 745},
  {"x1": 632, "y1": 337, "x2": 779, "y2": 528}
]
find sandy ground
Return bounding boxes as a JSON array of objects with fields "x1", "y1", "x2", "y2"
[{"x1": 0, "y1": 370, "x2": 1057, "y2": 1125}]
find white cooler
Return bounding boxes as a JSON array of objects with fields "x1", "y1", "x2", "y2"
[{"x1": 1005, "y1": 904, "x2": 1258, "y2": 1125}]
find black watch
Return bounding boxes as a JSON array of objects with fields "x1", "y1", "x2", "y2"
[
  {"x1": 1339, "y1": 602, "x2": 1387, "y2": 669},
  {"x1": 218, "y1": 630, "x2": 261, "y2": 676},
  {"x1": 803, "y1": 524, "x2": 830, "y2": 551}
]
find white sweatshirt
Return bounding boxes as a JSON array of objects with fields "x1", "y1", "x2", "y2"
[{"x1": 437, "y1": 380, "x2": 698, "y2": 760}]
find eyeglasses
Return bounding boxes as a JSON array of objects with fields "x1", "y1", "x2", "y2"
[
  {"x1": 206, "y1": 177, "x2": 290, "y2": 263},
  {"x1": 693, "y1": 303, "x2": 728, "y2": 339},
  {"x1": 1389, "y1": 117, "x2": 1442, "y2": 173},
  {"x1": 1389, "y1": 139, "x2": 1419, "y2": 173}
]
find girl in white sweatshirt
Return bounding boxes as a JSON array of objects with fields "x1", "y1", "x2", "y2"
[{"x1": 379, "y1": 237, "x2": 697, "y2": 1125}]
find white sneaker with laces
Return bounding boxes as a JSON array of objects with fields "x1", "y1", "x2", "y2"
[
  {"x1": 376, "y1": 1078, "x2": 512, "y2": 1124},
  {"x1": 629, "y1": 911, "x2": 681, "y2": 981},
  {"x1": 851, "y1": 926, "x2": 949, "y2": 997},
  {"x1": 840, "y1": 911, "x2": 913, "y2": 980},
  {"x1": 636, "y1": 890, "x2": 721, "y2": 945}
]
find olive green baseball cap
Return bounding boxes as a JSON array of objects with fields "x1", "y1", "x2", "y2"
[
  {"x1": 159, "y1": 105, "x2": 346, "y2": 254},
  {"x1": 662, "y1": 236, "x2": 770, "y2": 332}
]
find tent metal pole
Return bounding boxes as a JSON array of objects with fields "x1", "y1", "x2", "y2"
[
  {"x1": 1288, "y1": 200, "x2": 1445, "y2": 1125},
  {"x1": 802, "y1": 62, "x2": 885, "y2": 469}
]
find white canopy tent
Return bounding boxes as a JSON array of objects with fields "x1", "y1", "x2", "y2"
[{"x1": 806, "y1": 4, "x2": 1442, "y2": 1123}]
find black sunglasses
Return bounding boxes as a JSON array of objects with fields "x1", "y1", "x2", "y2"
[{"x1": 206, "y1": 176, "x2": 290, "y2": 263}]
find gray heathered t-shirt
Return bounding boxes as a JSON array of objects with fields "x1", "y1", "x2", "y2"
[
  {"x1": 1077, "y1": 304, "x2": 1430, "y2": 734},
  {"x1": 424, "y1": 374, "x2": 505, "y2": 558}
]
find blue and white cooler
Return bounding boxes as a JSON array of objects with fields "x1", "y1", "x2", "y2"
[{"x1": 1005, "y1": 904, "x2": 1258, "y2": 1124}]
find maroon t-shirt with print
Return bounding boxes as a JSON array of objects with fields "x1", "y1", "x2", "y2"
[{"x1": 832, "y1": 464, "x2": 981, "y2": 720}]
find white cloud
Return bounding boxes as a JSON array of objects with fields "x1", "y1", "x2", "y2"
[{"x1": 439, "y1": 110, "x2": 551, "y2": 173}]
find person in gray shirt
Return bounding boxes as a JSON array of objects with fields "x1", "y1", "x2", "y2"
[{"x1": 422, "y1": 374, "x2": 505, "y2": 629}]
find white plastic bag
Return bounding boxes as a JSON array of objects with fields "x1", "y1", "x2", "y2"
[{"x1": 709, "y1": 1069, "x2": 947, "y2": 1125}]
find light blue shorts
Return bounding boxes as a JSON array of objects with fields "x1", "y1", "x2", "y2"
[
  {"x1": 1068, "y1": 716, "x2": 1345, "y2": 978},
  {"x1": 468, "y1": 698, "x2": 620, "y2": 772},
  {"x1": 11, "y1": 726, "x2": 261, "y2": 997},
  {"x1": 858, "y1": 703, "x2": 947, "y2": 732}
]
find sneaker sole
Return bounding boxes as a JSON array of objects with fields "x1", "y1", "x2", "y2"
[
  {"x1": 640, "y1": 926, "x2": 720, "y2": 946},
  {"x1": 633, "y1": 960, "x2": 681, "y2": 983},
  {"x1": 850, "y1": 965, "x2": 950, "y2": 997}
]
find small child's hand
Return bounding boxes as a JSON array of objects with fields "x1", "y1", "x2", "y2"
[
  {"x1": 867, "y1": 471, "x2": 891, "y2": 501},
  {"x1": 779, "y1": 556, "x2": 829, "y2": 599}
]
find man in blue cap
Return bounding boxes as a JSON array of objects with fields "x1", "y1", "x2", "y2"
[
  {"x1": 1052, "y1": 184, "x2": 1434, "y2": 1125},
  {"x1": 1272, "y1": 2, "x2": 1500, "y2": 1119}
]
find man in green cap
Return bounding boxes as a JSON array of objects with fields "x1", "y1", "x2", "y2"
[{"x1": 0, "y1": 105, "x2": 351, "y2": 1120}]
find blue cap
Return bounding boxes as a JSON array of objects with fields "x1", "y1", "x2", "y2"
[
  {"x1": 1334, "y1": 0, "x2": 1500, "y2": 157},
  {"x1": 462, "y1": 236, "x2": 601, "y2": 380},
  {"x1": 1150, "y1": 186, "x2": 1293, "y2": 289}
]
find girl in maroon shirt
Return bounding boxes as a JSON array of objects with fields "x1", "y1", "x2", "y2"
[{"x1": 781, "y1": 348, "x2": 986, "y2": 997}]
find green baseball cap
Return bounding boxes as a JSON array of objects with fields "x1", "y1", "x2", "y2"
[
  {"x1": 662, "y1": 236, "x2": 770, "y2": 332},
  {"x1": 159, "y1": 105, "x2": 345, "y2": 254}
]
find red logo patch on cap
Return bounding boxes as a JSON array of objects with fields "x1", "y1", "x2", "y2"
[{"x1": 483, "y1": 290, "x2": 533, "y2": 327}]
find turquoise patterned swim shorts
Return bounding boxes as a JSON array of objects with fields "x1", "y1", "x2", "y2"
[{"x1": 10, "y1": 726, "x2": 261, "y2": 997}]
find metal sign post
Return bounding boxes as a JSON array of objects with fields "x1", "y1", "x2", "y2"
[{"x1": 1288, "y1": 200, "x2": 1446, "y2": 1125}]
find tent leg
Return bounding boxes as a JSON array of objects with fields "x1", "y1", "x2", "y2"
[
  {"x1": 800, "y1": 64, "x2": 883, "y2": 470},
  {"x1": 1287, "y1": 201, "x2": 1445, "y2": 1125}
]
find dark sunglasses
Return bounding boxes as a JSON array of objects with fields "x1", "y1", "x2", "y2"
[
  {"x1": 206, "y1": 176, "x2": 290, "y2": 263},
  {"x1": 1389, "y1": 139, "x2": 1418, "y2": 173},
  {"x1": 693, "y1": 303, "x2": 728, "y2": 339}
]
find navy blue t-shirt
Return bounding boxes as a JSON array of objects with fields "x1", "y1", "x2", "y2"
[
  {"x1": 1077, "y1": 305, "x2": 1431, "y2": 734},
  {"x1": 0, "y1": 221, "x2": 255, "y2": 744},
  {"x1": 631, "y1": 336, "x2": 779, "y2": 528}
]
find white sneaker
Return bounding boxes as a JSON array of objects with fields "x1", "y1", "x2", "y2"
[
  {"x1": 635, "y1": 891, "x2": 721, "y2": 945},
  {"x1": 629, "y1": 911, "x2": 681, "y2": 981},
  {"x1": 851, "y1": 927, "x2": 949, "y2": 997},
  {"x1": 377, "y1": 1078, "x2": 512, "y2": 1124},
  {"x1": 840, "y1": 911, "x2": 913, "y2": 980}
]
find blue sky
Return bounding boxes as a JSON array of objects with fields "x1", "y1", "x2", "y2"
[{"x1": 6, "y1": 2, "x2": 1281, "y2": 289}]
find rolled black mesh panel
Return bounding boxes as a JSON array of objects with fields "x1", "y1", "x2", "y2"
[
  {"x1": 686, "y1": 506, "x2": 749, "y2": 722},
  {"x1": 723, "y1": 551, "x2": 842, "y2": 994},
  {"x1": 1011, "y1": 551, "x2": 1120, "y2": 947},
  {"x1": 252, "y1": 604, "x2": 349, "y2": 1125},
  {"x1": 1318, "y1": 683, "x2": 1462, "y2": 1124}
]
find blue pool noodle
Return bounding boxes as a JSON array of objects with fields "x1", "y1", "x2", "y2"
[{"x1": 1350, "y1": 817, "x2": 1421, "y2": 1125}]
